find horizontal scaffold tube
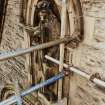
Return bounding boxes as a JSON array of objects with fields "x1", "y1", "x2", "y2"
[
  {"x1": 45, "y1": 55, "x2": 105, "y2": 88},
  {"x1": 0, "y1": 72, "x2": 64, "y2": 105},
  {"x1": 0, "y1": 36, "x2": 77, "y2": 61}
]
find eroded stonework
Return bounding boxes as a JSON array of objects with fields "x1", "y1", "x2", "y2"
[
  {"x1": 0, "y1": 0, "x2": 27, "y2": 88},
  {"x1": 0, "y1": 0, "x2": 105, "y2": 105}
]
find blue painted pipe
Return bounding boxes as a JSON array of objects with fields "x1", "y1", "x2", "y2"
[{"x1": 0, "y1": 72, "x2": 64, "y2": 105}]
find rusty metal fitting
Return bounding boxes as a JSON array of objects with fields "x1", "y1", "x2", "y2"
[
  {"x1": 89, "y1": 73, "x2": 101, "y2": 83},
  {"x1": 63, "y1": 68, "x2": 71, "y2": 76}
]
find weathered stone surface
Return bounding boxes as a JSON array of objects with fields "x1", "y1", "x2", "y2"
[
  {"x1": 69, "y1": 0, "x2": 105, "y2": 105},
  {"x1": 0, "y1": 0, "x2": 105, "y2": 105},
  {"x1": 0, "y1": 0, "x2": 28, "y2": 87}
]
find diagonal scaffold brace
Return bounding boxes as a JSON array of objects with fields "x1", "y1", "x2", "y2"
[
  {"x1": 0, "y1": 36, "x2": 77, "y2": 61},
  {"x1": 0, "y1": 72, "x2": 66, "y2": 105}
]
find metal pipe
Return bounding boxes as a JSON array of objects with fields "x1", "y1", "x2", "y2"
[
  {"x1": 45, "y1": 55, "x2": 105, "y2": 88},
  {"x1": 0, "y1": 36, "x2": 77, "y2": 61},
  {"x1": 0, "y1": 72, "x2": 64, "y2": 105},
  {"x1": 14, "y1": 81, "x2": 22, "y2": 105}
]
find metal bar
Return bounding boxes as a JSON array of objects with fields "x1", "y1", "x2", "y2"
[
  {"x1": 14, "y1": 81, "x2": 22, "y2": 105},
  {"x1": 0, "y1": 72, "x2": 64, "y2": 105},
  {"x1": 45, "y1": 55, "x2": 105, "y2": 88},
  {"x1": 0, "y1": 36, "x2": 77, "y2": 61}
]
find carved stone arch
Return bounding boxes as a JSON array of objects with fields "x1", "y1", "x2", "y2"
[
  {"x1": 23, "y1": 0, "x2": 62, "y2": 86},
  {"x1": 23, "y1": 0, "x2": 84, "y2": 85},
  {"x1": 25, "y1": 0, "x2": 61, "y2": 25},
  {"x1": 68, "y1": 0, "x2": 84, "y2": 38},
  {"x1": 23, "y1": 0, "x2": 84, "y2": 46}
]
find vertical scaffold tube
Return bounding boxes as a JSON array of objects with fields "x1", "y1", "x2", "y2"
[{"x1": 58, "y1": 0, "x2": 67, "y2": 100}]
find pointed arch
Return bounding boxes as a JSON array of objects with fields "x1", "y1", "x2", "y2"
[{"x1": 22, "y1": 0, "x2": 84, "y2": 85}]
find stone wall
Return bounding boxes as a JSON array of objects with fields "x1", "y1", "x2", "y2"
[
  {"x1": 0, "y1": 0, "x2": 105, "y2": 105},
  {"x1": 70, "y1": 0, "x2": 105, "y2": 105},
  {"x1": 0, "y1": 0, "x2": 28, "y2": 88}
]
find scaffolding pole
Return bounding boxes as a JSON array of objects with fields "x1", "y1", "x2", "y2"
[
  {"x1": 58, "y1": 0, "x2": 67, "y2": 100},
  {"x1": 0, "y1": 36, "x2": 77, "y2": 61},
  {"x1": 0, "y1": 72, "x2": 65, "y2": 105},
  {"x1": 45, "y1": 55, "x2": 105, "y2": 88}
]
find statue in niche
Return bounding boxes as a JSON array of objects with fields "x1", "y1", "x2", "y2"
[
  {"x1": 30, "y1": 0, "x2": 61, "y2": 101},
  {"x1": 18, "y1": 0, "x2": 60, "y2": 101}
]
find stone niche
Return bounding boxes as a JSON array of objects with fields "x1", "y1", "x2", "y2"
[
  {"x1": 0, "y1": 0, "x2": 105, "y2": 105},
  {"x1": 0, "y1": 0, "x2": 84, "y2": 104}
]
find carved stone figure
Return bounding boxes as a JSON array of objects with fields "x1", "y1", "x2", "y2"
[{"x1": 30, "y1": 0, "x2": 60, "y2": 100}]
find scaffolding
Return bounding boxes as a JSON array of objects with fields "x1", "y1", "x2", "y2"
[{"x1": 0, "y1": 0, "x2": 105, "y2": 104}]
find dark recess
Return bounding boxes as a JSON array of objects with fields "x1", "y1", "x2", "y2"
[{"x1": 0, "y1": 0, "x2": 8, "y2": 43}]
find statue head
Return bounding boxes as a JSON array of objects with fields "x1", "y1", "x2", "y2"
[{"x1": 36, "y1": 0, "x2": 52, "y2": 21}]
